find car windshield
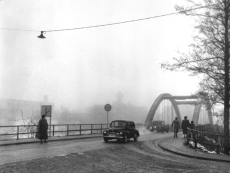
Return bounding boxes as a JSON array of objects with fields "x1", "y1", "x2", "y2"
[{"x1": 110, "y1": 121, "x2": 126, "y2": 128}]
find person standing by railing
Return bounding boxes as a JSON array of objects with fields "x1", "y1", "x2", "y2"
[
  {"x1": 181, "y1": 116, "x2": 190, "y2": 138},
  {"x1": 172, "y1": 117, "x2": 180, "y2": 138},
  {"x1": 39, "y1": 115, "x2": 48, "y2": 144}
]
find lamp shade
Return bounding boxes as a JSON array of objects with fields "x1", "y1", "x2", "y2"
[{"x1": 38, "y1": 31, "x2": 46, "y2": 39}]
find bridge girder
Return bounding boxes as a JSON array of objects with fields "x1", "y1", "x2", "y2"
[{"x1": 144, "y1": 93, "x2": 213, "y2": 129}]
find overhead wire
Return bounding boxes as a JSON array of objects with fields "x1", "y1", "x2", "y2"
[{"x1": 0, "y1": 2, "x2": 219, "y2": 33}]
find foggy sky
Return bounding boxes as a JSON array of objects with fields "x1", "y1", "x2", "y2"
[{"x1": 0, "y1": 0, "x2": 199, "y2": 111}]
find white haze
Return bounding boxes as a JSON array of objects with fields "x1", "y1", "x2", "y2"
[{"x1": 0, "y1": 0, "x2": 199, "y2": 112}]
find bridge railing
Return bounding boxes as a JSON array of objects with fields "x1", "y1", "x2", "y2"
[
  {"x1": 186, "y1": 127, "x2": 230, "y2": 154},
  {"x1": 0, "y1": 123, "x2": 108, "y2": 141},
  {"x1": 194, "y1": 124, "x2": 227, "y2": 134}
]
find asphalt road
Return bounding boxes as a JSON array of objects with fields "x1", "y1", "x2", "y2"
[
  {"x1": 0, "y1": 132, "x2": 229, "y2": 173},
  {"x1": 0, "y1": 131, "x2": 169, "y2": 165}
]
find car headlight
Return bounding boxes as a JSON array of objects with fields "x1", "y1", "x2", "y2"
[
  {"x1": 103, "y1": 131, "x2": 107, "y2": 133},
  {"x1": 120, "y1": 132, "x2": 123, "y2": 134}
]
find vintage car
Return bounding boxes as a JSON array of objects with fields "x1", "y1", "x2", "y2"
[
  {"x1": 103, "y1": 120, "x2": 140, "y2": 143},
  {"x1": 157, "y1": 124, "x2": 169, "y2": 133},
  {"x1": 149, "y1": 120, "x2": 169, "y2": 133}
]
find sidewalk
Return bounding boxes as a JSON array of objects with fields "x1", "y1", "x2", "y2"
[
  {"x1": 158, "y1": 134, "x2": 230, "y2": 163},
  {"x1": 0, "y1": 134, "x2": 102, "y2": 147}
]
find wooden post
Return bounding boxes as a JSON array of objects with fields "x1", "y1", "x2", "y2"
[
  {"x1": 186, "y1": 128, "x2": 190, "y2": 145},
  {"x1": 194, "y1": 132, "x2": 197, "y2": 149},
  {"x1": 91, "y1": 124, "x2": 93, "y2": 134},
  {"x1": 101, "y1": 124, "x2": 102, "y2": 134},
  {"x1": 49, "y1": 117, "x2": 51, "y2": 137},
  {"x1": 53, "y1": 125, "x2": 55, "y2": 136},
  {"x1": 17, "y1": 126, "x2": 19, "y2": 140},
  {"x1": 217, "y1": 144, "x2": 220, "y2": 154},
  {"x1": 67, "y1": 125, "x2": 69, "y2": 136},
  {"x1": 80, "y1": 125, "x2": 81, "y2": 135}
]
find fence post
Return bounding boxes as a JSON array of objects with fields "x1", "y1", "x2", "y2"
[
  {"x1": 216, "y1": 144, "x2": 220, "y2": 154},
  {"x1": 91, "y1": 124, "x2": 92, "y2": 134},
  {"x1": 17, "y1": 126, "x2": 19, "y2": 140},
  {"x1": 53, "y1": 125, "x2": 55, "y2": 136},
  {"x1": 80, "y1": 125, "x2": 81, "y2": 135},
  {"x1": 186, "y1": 128, "x2": 190, "y2": 145},
  {"x1": 101, "y1": 124, "x2": 102, "y2": 134},
  {"x1": 67, "y1": 125, "x2": 69, "y2": 136},
  {"x1": 217, "y1": 136, "x2": 222, "y2": 154},
  {"x1": 194, "y1": 132, "x2": 197, "y2": 149}
]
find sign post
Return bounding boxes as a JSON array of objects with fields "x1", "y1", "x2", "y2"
[
  {"x1": 41, "y1": 105, "x2": 52, "y2": 136},
  {"x1": 104, "y1": 104, "x2": 112, "y2": 128}
]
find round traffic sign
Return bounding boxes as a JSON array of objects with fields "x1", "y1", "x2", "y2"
[{"x1": 104, "y1": 104, "x2": 112, "y2": 111}]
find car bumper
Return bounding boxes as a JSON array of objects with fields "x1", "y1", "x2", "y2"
[
  {"x1": 103, "y1": 134, "x2": 123, "y2": 139},
  {"x1": 103, "y1": 136, "x2": 123, "y2": 139}
]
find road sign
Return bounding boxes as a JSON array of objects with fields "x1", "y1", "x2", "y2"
[
  {"x1": 41, "y1": 105, "x2": 52, "y2": 117},
  {"x1": 104, "y1": 104, "x2": 112, "y2": 111}
]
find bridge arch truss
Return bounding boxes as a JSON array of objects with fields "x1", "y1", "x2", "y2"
[{"x1": 144, "y1": 93, "x2": 213, "y2": 129}]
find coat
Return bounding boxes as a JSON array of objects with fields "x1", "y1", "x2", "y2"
[
  {"x1": 172, "y1": 120, "x2": 180, "y2": 133},
  {"x1": 39, "y1": 118, "x2": 48, "y2": 140},
  {"x1": 181, "y1": 119, "x2": 190, "y2": 134},
  {"x1": 190, "y1": 123, "x2": 195, "y2": 129}
]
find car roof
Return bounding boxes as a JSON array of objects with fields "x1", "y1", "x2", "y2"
[{"x1": 111, "y1": 120, "x2": 134, "y2": 123}]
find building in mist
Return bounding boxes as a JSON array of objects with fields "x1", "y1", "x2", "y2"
[{"x1": 0, "y1": 97, "x2": 52, "y2": 125}]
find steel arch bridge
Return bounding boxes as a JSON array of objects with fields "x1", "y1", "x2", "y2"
[{"x1": 144, "y1": 93, "x2": 213, "y2": 129}]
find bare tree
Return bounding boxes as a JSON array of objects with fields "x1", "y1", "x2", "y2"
[
  {"x1": 161, "y1": 0, "x2": 229, "y2": 155},
  {"x1": 21, "y1": 110, "x2": 40, "y2": 138}
]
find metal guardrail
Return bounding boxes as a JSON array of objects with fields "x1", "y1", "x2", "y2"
[
  {"x1": 0, "y1": 124, "x2": 108, "y2": 140},
  {"x1": 186, "y1": 127, "x2": 230, "y2": 154}
]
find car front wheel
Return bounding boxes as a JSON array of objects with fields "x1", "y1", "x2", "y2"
[
  {"x1": 104, "y1": 138, "x2": 108, "y2": 142},
  {"x1": 134, "y1": 134, "x2": 138, "y2": 141}
]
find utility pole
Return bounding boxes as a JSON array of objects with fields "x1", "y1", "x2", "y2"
[{"x1": 223, "y1": 0, "x2": 230, "y2": 155}]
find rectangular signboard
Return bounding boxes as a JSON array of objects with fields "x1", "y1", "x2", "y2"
[{"x1": 41, "y1": 105, "x2": 52, "y2": 117}]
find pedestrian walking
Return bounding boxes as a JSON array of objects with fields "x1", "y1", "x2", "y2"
[
  {"x1": 171, "y1": 117, "x2": 180, "y2": 138},
  {"x1": 181, "y1": 116, "x2": 190, "y2": 138},
  {"x1": 39, "y1": 115, "x2": 48, "y2": 144}
]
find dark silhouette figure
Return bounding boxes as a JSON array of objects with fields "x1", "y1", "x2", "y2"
[
  {"x1": 171, "y1": 117, "x2": 180, "y2": 138},
  {"x1": 181, "y1": 116, "x2": 190, "y2": 138},
  {"x1": 190, "y1": 121, "x2": 195, "y2": 129},
  {"x1": 189, "y1": 121, "x2": 195, "y2": 138},
  {"x1": 39, "y1": 115, "x2": 48, "y2": 144}
]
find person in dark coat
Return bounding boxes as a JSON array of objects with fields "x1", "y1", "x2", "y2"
[
  {"x1": 171, "y1": 117, "x2": 180, "y2": 138},
  {"x1": 39, "y1": 115, "x2": 48, "y2": 144},
  {"x1": 190, "y1": 121, "x2": 195, "y2": 129},
  {"x1": 189, "y1": 121, "x2": 195, "y2": 138},
  {"x1": 181, "y1": 116, "x2": 190, "y2": 138}
]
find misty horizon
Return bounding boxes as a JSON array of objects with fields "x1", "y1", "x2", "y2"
[{"x1": 1, "y1": 0, "x2": 200, "y2": 118}]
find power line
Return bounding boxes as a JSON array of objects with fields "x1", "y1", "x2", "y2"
[
  {"x1": 0, "y1": 3, "x2": 218, "y2": 34},
  {"x1": 0, "y1": 28, "x2": 39, "y2": 32},
  {"x1": 44, "y1": 4, "x2": 216, "y2": 33}
]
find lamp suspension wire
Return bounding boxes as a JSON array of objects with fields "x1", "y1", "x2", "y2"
[{"x1": 0, "y1": 2, "x2": 220, "y2": 34}]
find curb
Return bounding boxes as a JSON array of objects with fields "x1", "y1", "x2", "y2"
[
  {"x1": 158, "y1": 142, "x2": 230, "y2": 163},
  {"x1": 0, "y1": 135, "x2": 102, "y2": 147}
]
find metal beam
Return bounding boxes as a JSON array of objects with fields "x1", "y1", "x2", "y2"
[
  {"x1": 175, "y1": 101, "x2": 197, "y2": 105},
  {"x1": 162, "y1": 96, "x2": 197, "y2": 100}
]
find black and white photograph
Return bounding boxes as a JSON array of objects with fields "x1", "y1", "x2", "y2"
[{"x1": 0, "y1": 0, "x2": 229, "y2": 172}]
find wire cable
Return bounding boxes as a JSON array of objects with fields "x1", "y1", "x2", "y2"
[
  {"x1": 44, "y1": 3, "x2": 218, "y2": 33},
  {"x1": 0, "y1": 28, "x2": 39, "y2": 32},
  {"x1": 0, "y1": 3, "x2": 218, "y2": 33}
]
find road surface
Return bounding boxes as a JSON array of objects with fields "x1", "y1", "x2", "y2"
[{"x1": 0, "y1": 132, "x2": 229, "y2": 173}]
